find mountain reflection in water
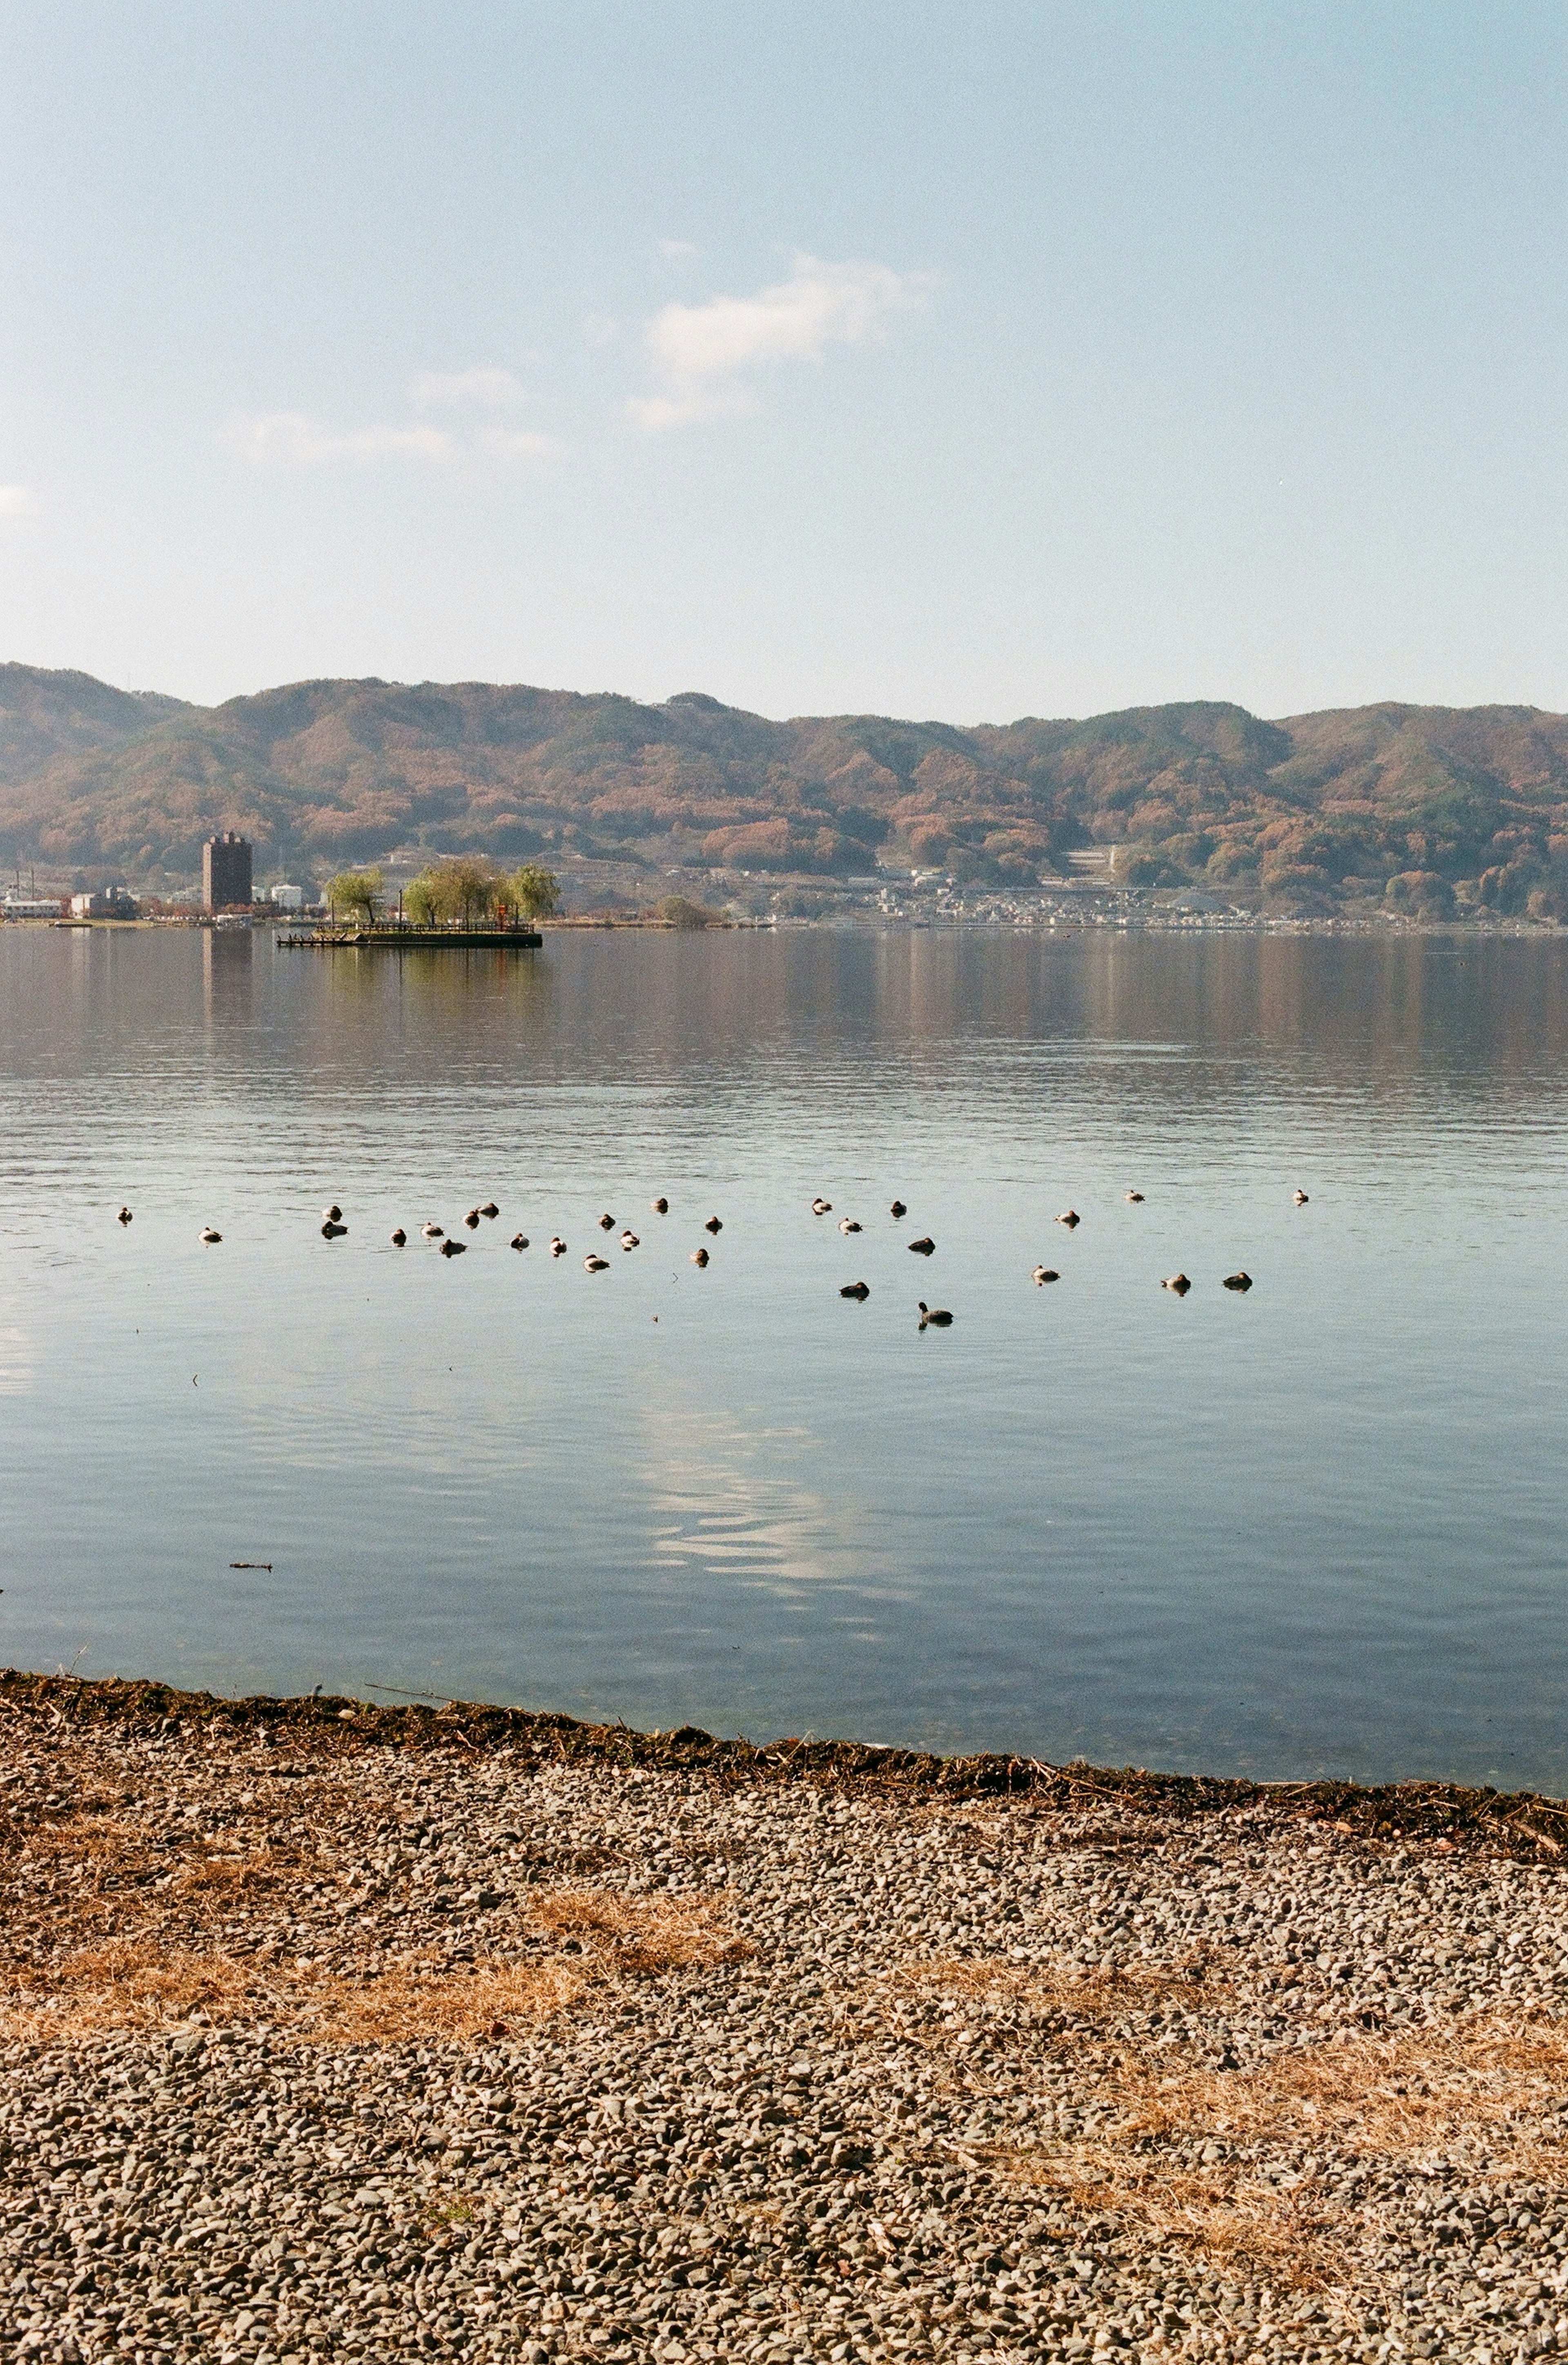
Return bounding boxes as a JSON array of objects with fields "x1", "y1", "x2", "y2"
[{"x1": 1, "y1": 923, "x2": 1566, "y2": 1787}]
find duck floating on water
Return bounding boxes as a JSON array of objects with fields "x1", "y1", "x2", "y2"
[
  {"x1": 620, "y1": 1231, "x2": 639, "y2": 1251},
  {"x1": 691, "y1": 1246, "x2": 709, "y2": 1267},
  {"x1": 117, "y1": 1207, "x2": 132, "y2": 1224},
  {"x1": 1293, "y1": 1189, "x2": 1309, "y2": 1205},
  {"x1": 1163, "y1": 1273, "x2": 1191, "y2": 1295},
  {"x1": 839, "y1": 1217, "x2": 861, "y2": 1234},
  {"x1": 200, "y1": 1226, "x2": 222, "y2": 1245},
  {"x1": 908, "y1": 1236, "x2": 936, "y2": 1257},
  {"x1": 549, "y1": 1236, "x2": 566, "y2": 1257},
  {"x1": 463, "y1": 1209, "x2": 481, "y2": 1229},
  {"x1": 440, "y1": 1238, "x2": 466, "y2": 1258},
  {"x1": 599, "y1": 1213, "x2": 615, "y2": 1230},
  {"x1": 889, "y1": 1200, "x2": 906, "y2": 1218},
  {"x1": 840, "y1": 1280, "x2": 870, "y2": 1301},
  {"x1": 1032, "y1": 1265, "x2": 1059, "y2": 1285},
  {"x1": 421, "y1": 1222, "x2": 443, "y2": 1240},
  {"x1": 390, "y1": 1229, "x2": 407, "y2": 1247},
  {"x1": 321, "y1": 1220, "x2": 347, "y2": 1239},
  {"x1": 1056, "y1": 1209, "x2": 1080, "y2": 1228},
  {"x1": 1223, "y1": 1271, "x2": 1253, "y2": 1292},
  {"x1": 322, "y1": 1204, "x2": 341, "y2": 1223},
  {"x1": 584, "y1": 1253, "x2": 609, "y2": 1271},
  {"x1": 651, "y1": 1197, "x2": 669, "y2": 1214},
  {"x1": 511, "y1": 1233, "x2": 529, "y2": 1252},
  {"x1": 811, "y1": 1197, "x2": 832, "y2": 1215},
  {"x1": 1125, "y1": 1191, "x2": 1145, "y2": 1203},
  {"x1": 704, "y1": 1216, "x2": 722, "y2": 1234},
  {"x1": 479, "y1": 1201, "x2": 499, "y2": 1219},
  {"x1": 918, "y1": 1301, "x2": 952, "y2": 1327}
]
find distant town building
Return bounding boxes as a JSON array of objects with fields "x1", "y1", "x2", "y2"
[
  {"x1": 69, "y1": 887, "x2": 138, "y2": 920},
  {"x1": 203, "y1": 833, "x2": 253, "y2": 911},
  {"x1": 1, "y1": 895, "x2": 65, "y2": 920},
  {"x1": 267, "y1": 882, "x2": 306, "y2": 910}
]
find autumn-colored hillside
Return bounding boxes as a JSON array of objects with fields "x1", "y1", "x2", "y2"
[{"x1": 4, "y1": 664, "x2": 1568, "y2": 913}]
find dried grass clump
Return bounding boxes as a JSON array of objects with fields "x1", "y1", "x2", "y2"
[
  {"x1": 2, "y1": 1814, "x2": 147, "y2": 1868},
  {"x1": 528, "y1": 1885, "x2": 748, "y2": 1973},
  {"x1": 982, "y1": 2015, "x2": 1568, "y2": 2286},
  {"x1": 0, "y1": 1940, "x2": 260, "y2": 2038},
  {"x1": 172, "y1": 1854, "x2": 288, "y2": 1904},
  {"x1": 304, "y1": 1957, "x2": 584, "y2": 2044},
  {"x1": 1016, "y1": 2146, "x2": 1348, "y2": 2284},
  {"x1": 1120, "y1": 2017, "x2": 1568, "y2": 2172},
  {"x1": 0, "y1": 1882, "x2": 742, "y2": 2045},
  {"x1": 0, "y1": 1939, "x2": 581, "y2": 2045}
]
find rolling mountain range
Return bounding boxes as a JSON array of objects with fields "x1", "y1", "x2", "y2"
[{"x1": 4, "y1": 662, "x2": 1568, "y2": 914}]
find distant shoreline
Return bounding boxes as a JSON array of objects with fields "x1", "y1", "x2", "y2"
[{"x1": 2, "y1": 910, "x2": 1561, "y2": 940}]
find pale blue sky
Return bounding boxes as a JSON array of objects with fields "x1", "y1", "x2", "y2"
[{"x1": 0, "y1": 2, "x2": 1564, "y2": 720}]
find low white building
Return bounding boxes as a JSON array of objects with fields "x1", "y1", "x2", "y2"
[
  {"x1": 69, "y1": 888, "x2": 137, "y2": 919},
  {"x1": 2, "y1": 896, "x2": 62, "y2": 920},
  {"x1": 268, "y1": 883, "x2": 306, "y2": 911}
]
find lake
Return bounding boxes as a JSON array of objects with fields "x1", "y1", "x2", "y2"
[{"x1": 3, "y1": 921, "x2": 1567, "y2": 1790}]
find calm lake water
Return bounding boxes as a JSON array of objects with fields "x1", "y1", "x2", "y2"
[{"x1": 3, "y1": 922, "x2": 1568, "y2": 1789}]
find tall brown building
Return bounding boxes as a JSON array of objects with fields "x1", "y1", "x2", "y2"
[{"x1": 203, "y1": 833, "x2": 253, "y2": 911}]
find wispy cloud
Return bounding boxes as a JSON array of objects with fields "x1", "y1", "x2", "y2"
[
  {"x1": 477, "y1": 426, "x2": 564, "y2": 463},
  {"x1": 628, "y1": 252, "x2": 933, "y2": 431},
  {"x1": 0, "y1": 484, "x2": 31, "y2": 517},
  {"x1": 412, "y1": 367, "x2": 528, "y2": 412},
  {"x1": 224, "y1": 412, "x2": 454, "y2": 468},
  {"x1": 225, "y1": 375, "x2": 561, "y2": 472}
]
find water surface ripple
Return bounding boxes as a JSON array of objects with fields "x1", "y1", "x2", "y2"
[{"x1": 2, "y1": 925, "x2": 1566, "y2": 1786}]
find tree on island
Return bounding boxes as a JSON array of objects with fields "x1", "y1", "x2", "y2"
[
  {"x1": 324, "y1": 867, "x2": 384, "y2": 925},
  {"x1": 658, "y1": 893, "x2": 724, "y2": 929},
  {"x1": 506, "y1": 863, "x2": 560, "y2": 920},
  {"x1": 404, "y1": 857, "x2": 498, "y2": 928}
]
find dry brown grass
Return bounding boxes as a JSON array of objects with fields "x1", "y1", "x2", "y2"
[
  {"x1": 1, "y1": 1940, "x2": 261, "y2": 2036},
  {"x1": 1116, "y1": 2018, "x2": 1568, "y2": 2171},
  {"x1": 172, "y1": 1854, "x2": 290, "y2": 1903},
  {"x1": 527, "y1": 1885, "x2": 746, "y2": 1973},
  {"x1": 1012, "y1": 2145, "x2": 1349, "y2": 2283},
  {"x1": 0, "y1": 1937, "x2": 582, "y2": 2045},
  {"x1": 305, "y1": 1957, "x2": 586, "y2": 2044},
  {"x1": 885, "y1": 1959, "x2": 1568, "y2": 2287},
  {"x1": 2, "y1": 1816, "x2": 152, "y2": 1870},
  {"x1": 0, "y1": 1883, "x2": 741, "y2": 2044},
  {"x1": 987, "y1": 2023, "x2": 1568, "y2": 2285}
]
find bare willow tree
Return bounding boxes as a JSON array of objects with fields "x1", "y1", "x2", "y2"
[{"x1": 324, "y1": 867, "x2": 384, "y2": 925}]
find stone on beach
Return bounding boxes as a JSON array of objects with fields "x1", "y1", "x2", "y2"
[{"x1": 3, "y1": 1672, "x2": 1565, "y2": 2365}]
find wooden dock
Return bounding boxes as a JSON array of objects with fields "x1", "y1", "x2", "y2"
[{"x1": 279, "y1": 926, "x2": 543, "y2": 951}]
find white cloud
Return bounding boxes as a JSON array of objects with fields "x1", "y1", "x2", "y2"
[
  {"x1": 0, "y1": 484, "x2": 31, "y2": 517},
  {"x1": 223, "y1": 391, "x2": 563, "y2": 473},
  {"x1": 478, "y1": 426, "x2": 564, "y2": 464},
  {"x1": 582, "y1": 312, "x2": 619, "y2": 349},
  {"x1": 628, "y1": 252, "x2": 933, "y2": 431},
  {"x1": 412, "y1": 367, "x2": 527, "y2": 411},
  {"x1": 225, "y1": 411, "x2": 454, "y2": 467}
]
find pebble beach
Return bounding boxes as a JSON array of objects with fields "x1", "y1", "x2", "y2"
[{"x1": 4, "y1": 1675, "x2": 1568, "y2": 2365}]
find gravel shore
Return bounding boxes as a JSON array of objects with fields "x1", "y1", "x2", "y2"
[{"x1": 3, "y1": 1677, "x2": 1568, "y2": 2365}]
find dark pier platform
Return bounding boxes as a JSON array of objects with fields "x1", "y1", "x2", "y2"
[{"x1": 280, "y1": 926, "x2": 544, "y2": 950}]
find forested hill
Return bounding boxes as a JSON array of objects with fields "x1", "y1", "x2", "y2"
[{"x1": 4, "y1": 662, "x2": 1568, "y2": 913}]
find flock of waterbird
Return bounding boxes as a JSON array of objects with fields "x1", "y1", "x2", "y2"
[{"x1": 114, "y1": 1186, "x2": 1307, "y2": 1326}]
